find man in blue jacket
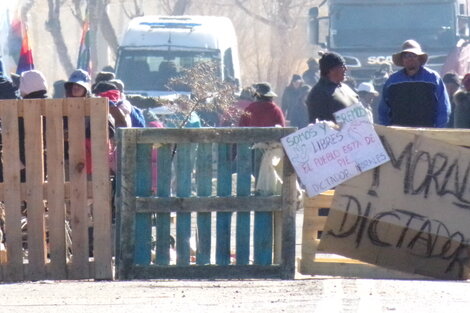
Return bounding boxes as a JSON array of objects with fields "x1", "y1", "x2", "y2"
[{"x1": 378, "y1": 40, "x2": 450, "y2": 127}]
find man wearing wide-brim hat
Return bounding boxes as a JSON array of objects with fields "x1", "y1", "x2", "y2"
[{"x1": 378, "y1": 39, "x2": 450, "y2": 127}]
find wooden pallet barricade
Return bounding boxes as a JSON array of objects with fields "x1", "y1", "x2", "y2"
[
  {"x1": 0, "y1": 98, "x2": 112, "y2": 282},
  {"x1": 115, "y1": 127, "x2": 298, "y2": 280},
  {"x1": 299, "y1": 127, "x2": 470, "y2": 279},
  {"x1": 300, "y1": 190, "x2": 421, "y2": 279}
]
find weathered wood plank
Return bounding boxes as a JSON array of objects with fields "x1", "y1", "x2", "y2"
[
  {"x1": 235, "y1": 143, "x2": 252, "y2": 265},
  {"x1": 45, "y1": 99, "x2": 67, "y2": 280},
  {"x1": 114, "y1": 130, "x2": 123, "y2": 270},
  {"x1": 136, "y1": 195, "x2": 282, "y2": 213},
  {"x1": 195, "y1": 143, "x2": 212, "y2": 265},
  {"x1": 216, "y1": 143, "x2": 232, "y2": 265},
  {"x1": 386, "y1": 125, "x2": 470, "y2": 147},
  {"x1": 254, "y1": 212, "x2": 272, "y2": 265},
  {"x1": 0, "y1": 181, "x2": 94, "y2": 201},
  {"x1": 0, "y1": 100, "x2": 25, "y2": 281},
  {"x1": 134, "y1": 144, "x2": 153, "y2": 265},
  {"x1": 128, "y1": 264, "x2": 283, "y2": 280},
  {"x1": 156, "y1": 144, "x2": 172, "y2": 265},
  {"x1": 175, "y1": 143, "x2": 192, "y2": 265},
  {"x1": 137, "y1": 127, "x2": 296, "y2": 144},
  {"x1": 67, "y1": 98, "x2": 89, "y2": 279},
  {"x1": 88, "y1": 98, "x2": 112, "y2": 280},
  {"x1": 23, "y1": 99, "x2": 47, "y2": 280},
  {"x1": 280, "y1": 156, "x2": 298, "y2": 279},
  {"x1": 253, "y1": 149, "x2": 273, "y2": 266},
  {"x1": 15, "y1": 99, "x2": 92, "y2": 117},
  {"x1": 116, "y1": 129, "x2": 138, "y2": 279}
]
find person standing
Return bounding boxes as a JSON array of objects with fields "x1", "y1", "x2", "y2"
[
  {"x1": 306, "y1": 52, "x2": 359, "y2": 123},
  {"x1": 357, "y1": 82, "x2": 379, "y2": 122},
  {"x1": 442, "y1": 72, "x2": 461, "y2": 127},
  {"x1": 18, "y1": 70, "x2": 49, "y2": 182},
  {"x1": 289, "y1": 84, "x2": 311, "y2": 129},
  {"x1": 239, "y1": 82, "x2": 285, "y2": 127},
  {"x1": 454, "y1": 73, "x2": 470, "y2": 128},
  {"x1": 302, "y1": 57, "x2": 320, "y2": 87},
  {"x1": 378, "y1": 39, "x2": 450, "y2": 127},
  {"x1": 281, "y1": 74, "x2": 304, "y2": 123}
]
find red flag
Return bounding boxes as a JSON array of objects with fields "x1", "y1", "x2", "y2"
[
  {"x1": 15, "y1": 19, "x2": 34, "y2": 75},
  {"x1": 77, "y1": 20, "x2": 92, "y2": 74}
]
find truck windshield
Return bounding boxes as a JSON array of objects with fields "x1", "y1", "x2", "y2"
[
  {"x1": 116, "y1": 49, "x2": 220, "y2": 91},
  {"x1": 330, "y1": 3, "x2": 456, "y2": 50}
]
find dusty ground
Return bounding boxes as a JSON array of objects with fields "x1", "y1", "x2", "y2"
[
  {"x1": 1, "y1": 275, "x2": 470, "y2": 313},
  {"x1": 2, "y1": 210, "x2": 470, "y2": 312}
]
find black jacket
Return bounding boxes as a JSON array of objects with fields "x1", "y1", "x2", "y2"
[
  {"x1": 0, "y1": 77, "x2": 18, "y2": 99},
  {"x1": 306, "y1": 77, "x2": 359, "y2": 123}
]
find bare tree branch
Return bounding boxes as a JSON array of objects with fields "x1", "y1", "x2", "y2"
[
  {"x1": 70, "y1": 0, "x2": 85, "y2": 24},
  {"x1": 21, "y1": 0, "x2": 35, "y2": 20},
  {"x1": 120, "y1": 0, "x2": 144, "y2": 19},
  {"x1": 233, "y1": 0, "x2": 272, "y2": 26}
]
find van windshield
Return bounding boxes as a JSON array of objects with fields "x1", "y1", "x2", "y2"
[{"x1": 116, "y1": 49, "x2": 220, "y2": 91}]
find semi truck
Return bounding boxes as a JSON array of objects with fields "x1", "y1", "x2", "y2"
[
  {"x1": 308, "y1": 0, "x2": 470, "y2": 82},
  {"x1": 115, "y1": 15, "x2": 241, "y2": 98}
]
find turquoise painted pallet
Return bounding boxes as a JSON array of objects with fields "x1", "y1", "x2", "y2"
[{"x1": 116, "y1": 127, "x2": 297, "y2": 279}]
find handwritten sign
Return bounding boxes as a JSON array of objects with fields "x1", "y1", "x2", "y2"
[
  {"x1": 281, "y1": 104, "x2": 390, "y2": 197},
  {"x1": 318, "y1": 126, "x2": 470, "y2": 279}
]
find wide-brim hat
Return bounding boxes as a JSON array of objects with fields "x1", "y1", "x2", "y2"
[
  {"x1": 254, "y1": 82, "x2": 277, "y2": 97},
  {"x1": 357, "y1": 82, "x2": 379, "y2": 96},
  {"x1": 392, "y1": 39, "x2": 428, "y2": 67},
  {"x1": 64, "y1": 69, "x2": 91, "y2": 92}
]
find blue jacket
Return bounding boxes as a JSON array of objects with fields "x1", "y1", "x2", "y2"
[
  {"x1": 378, "y1": 67, "x2": 450, "y2": 127},
  {"x1": 130, "y1": 106, "x2": 146, "y2": 127}
]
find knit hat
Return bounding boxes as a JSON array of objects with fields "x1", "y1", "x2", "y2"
[
  {"x1": 19, "y1": 70, "x2": 48, "y2": 97},
  {"x1": 64, "y1": 69, "x2": 91, "y2": 93},
  {"x1": 319, "y1": 52, "x2": 345, "y2": 75},
  {"x1": 392, "y1": 39, "x2": 428, "y2": 67}
]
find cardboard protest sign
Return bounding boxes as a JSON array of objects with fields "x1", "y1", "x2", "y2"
[
  {"x1": 318, "y1": 125, "x2": 470, "y2": 279},
  {"x1": 281, "y1": 104, "x2": 389, "y2": 197}
]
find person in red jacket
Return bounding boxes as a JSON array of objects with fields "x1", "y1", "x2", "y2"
[{"x1": 239, "y1": 82, "x2": 286, "y2": 127}]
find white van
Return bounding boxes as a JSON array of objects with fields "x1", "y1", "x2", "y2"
[{"x1": 115, "y1": 15, "x2": 241, "y2": 98}]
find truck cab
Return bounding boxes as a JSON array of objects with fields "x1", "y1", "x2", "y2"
[
  {"x1": 309, "y1": 0, "x2": 470, "y2": 82},
  {"x1": 115, "y1": 15, "x2": 241, "y2": 98}
]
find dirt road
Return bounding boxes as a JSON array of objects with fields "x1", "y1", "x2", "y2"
[{"x1": 1, "y1": 276, "x2": 470, "y2": 313}]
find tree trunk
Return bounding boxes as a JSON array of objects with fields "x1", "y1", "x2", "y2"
[
  {"x1": 45, "y1": 0, "x2": 74, "y2": 75},
  {"x1": 171, "y1": 0, "x2": 192, "y2": 15}
]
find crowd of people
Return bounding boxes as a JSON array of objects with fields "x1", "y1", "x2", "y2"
[
  {"x1": 2, "y1": 38, "x2": 470, "y2": 135},
  {"x1": 276, "y1": 39, "x2": 470, "y2": 131}
]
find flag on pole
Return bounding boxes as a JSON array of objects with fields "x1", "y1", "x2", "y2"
[
  {"x1": 14, "y1": 19, "x2": 34, "y2": 75},
  {"x1": 77, "y1": 19, "x2": 91, "y2": 74}
]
